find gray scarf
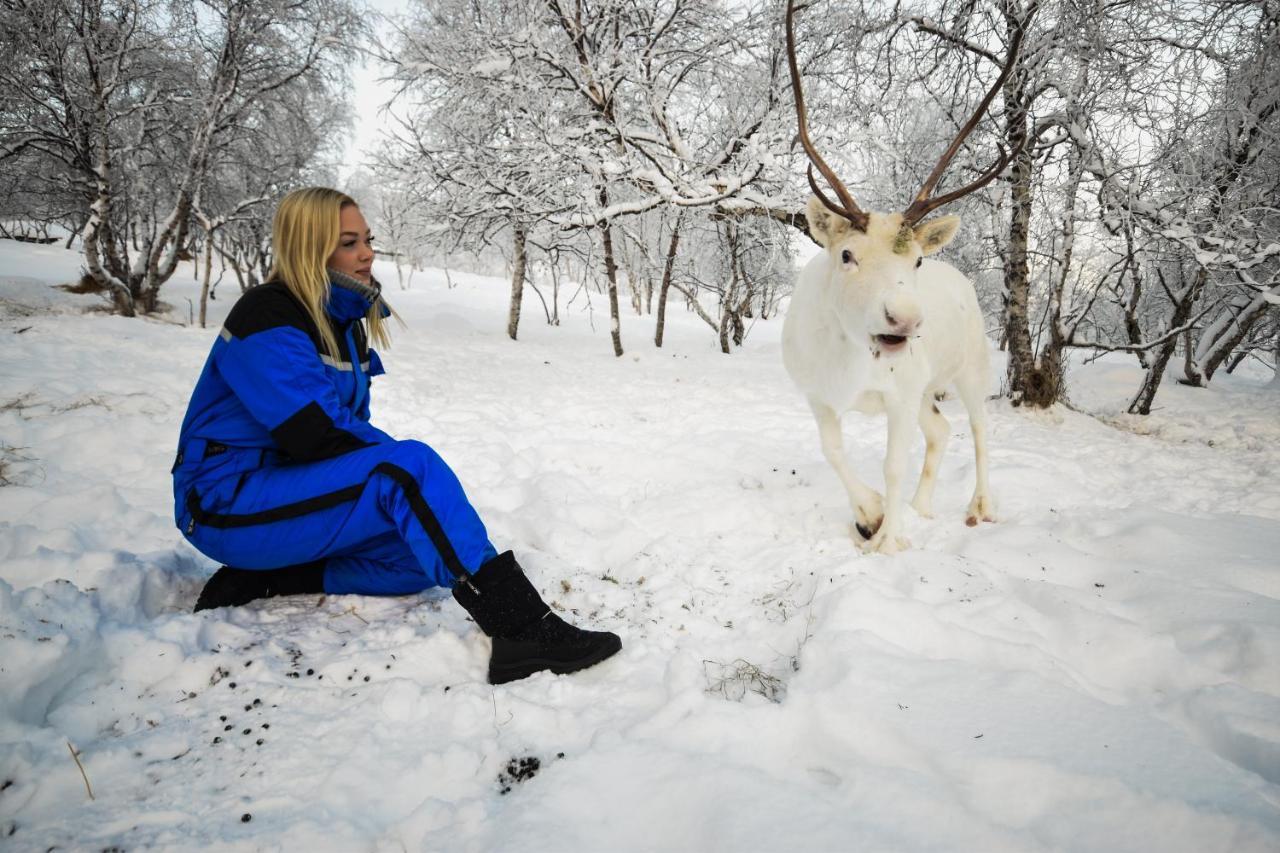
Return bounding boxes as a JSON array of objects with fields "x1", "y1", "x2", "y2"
[{"x1": 327, "y1": 267, "x2": 388, "y2": 313}]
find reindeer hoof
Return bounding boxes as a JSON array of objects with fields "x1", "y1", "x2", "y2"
[
  {"x1": 862, "y1": 532, "x2": 910, "y2": 554},
  {"x1": 965, "y1": 495, "x2": 997, "y2": 527},
  {"x1": 853, "y1": 510, "x2": 884, "y2": 540}
]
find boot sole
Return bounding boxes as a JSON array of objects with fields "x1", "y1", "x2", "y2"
[{"x1": 488, "y1": 634, "x2": 622, "y2": 685}]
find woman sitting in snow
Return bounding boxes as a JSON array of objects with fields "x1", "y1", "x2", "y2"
[{"x1": 173, "y1": 186, "x2": 620, "y2": 684}]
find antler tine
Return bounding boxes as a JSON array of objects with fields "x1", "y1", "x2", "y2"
[
  {"x1": 807, "y1": 165, "x2": 854, "y2": 219},
  {"x1": 902, "y1": 14, "x2": 1032, "y2": 225},
  {"x1": 905, "y1": 145, "x2": 1012, "y2": 223},
  {"x1": 786, "y1": 0, "x2": 868, "y2": 231}
]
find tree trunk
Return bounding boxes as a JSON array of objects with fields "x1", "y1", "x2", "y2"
[
  {"x1": 624, "y1": 258, "x2": 642, "y2": 315},
  {"x1": 1120, "y1": 222, "x2": 1150, "y2": 369},
  {"x1": 719, "y1": 223, "x2": 741, "y2": 355},
  {"x1": 1185, "y1": 290, "x2": 1274, "y2": 385},
  {"x1": 1129, "y1": 268, "x2": 1208, "y2": 414},
  {"x1": 739, "y1": 228, "x2": 756, "y2": 324},
  {"x1": 255, "y1": 240, "x2": 270, "y2": 284},
  {"x1": 731, "y1": 306, "x2": 746, "y2": 346},
  {"x1": 673, "y1": 283, "x2": 720, "y2": 331},
  {"x1": 507, "y1": 226, "x2": 526, "y2": 341},
  {"x1": 1182, "y1": 318, "x2": 1207, "y2": 387},
  {"x1": 1130, "y1": 338, "x2": 1176, "y2": 415},
  {"x1": 83, "y1": 77, "x2": 136, "y2": 318},
  {"x1": 548, "y1": 260, "x2": 562, "y2": 326},
  {"x1": 216, "y1": 245, "x2": 246, "y2": 292},
  {"x1": 1202, "y1": 311, "x2": 1262, "y2": 382},
  {"x1": 139, "y1": 279, "x2": 162, "y2": 314},
  {"x1": 1270, "y1": 325, "x2": 1280, "y2": 388},
  {"x1": 1002, "y1": 70, "x2": 1052, "y2": 405},
  {"x1": 65, "y1": 213, "x2": 86, "y2": 250},
  {"x1": 598, "y1": 188, "x2": 623, "y2": 357},
  {"x1": 655, "y1": 212, "x2": 683, "y2": 348},
  {"x1": 1032, "y1": 140, "x2": 1086, "y2": 403},
  {"x1": 199, "y1": 232, "x2": 215, "y2": 328},
  {"x1": 395, "y1": 257, "x2": 408, "y2": 291},
  {"x1": 717, "y1": 309, "x2": 733, "y2": 354}
]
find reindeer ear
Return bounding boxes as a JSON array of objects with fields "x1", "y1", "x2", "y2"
[
  {"x1": 806, "y1": 195, "x2": 849, "y2": 248},
  {"x1": 914, "y1": 215, "x2": 961, "y2": 255}
]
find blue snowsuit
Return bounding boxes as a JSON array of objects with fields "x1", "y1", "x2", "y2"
[{"x1": 173, "y1": 273, "x2": 497, "y2": 596}]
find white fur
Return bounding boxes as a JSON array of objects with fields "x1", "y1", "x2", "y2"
[{"x1": 782, "y1": 200, "x2": 995, "y2": 554}]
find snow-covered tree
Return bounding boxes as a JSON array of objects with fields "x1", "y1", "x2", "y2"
[
  {"x1": 801, "y1": 0, "x2": 1277, "y2": 410},
  {"x1": 0, "y1": 0, "x2": 360, "y2": 316},
  {"x1": 380, "y1": 0, "x2": 798, "y2": 354},
  {"x1": 1060, "y1": 0, "x2": 1279, "y2": 411}
]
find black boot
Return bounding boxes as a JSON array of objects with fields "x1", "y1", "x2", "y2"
[
  {"x1": 452, "y1": 551, "x2": 622, "y2": 685},
  {"x1": 193, "y1": 560, "x2": 326, "y2": 612}
]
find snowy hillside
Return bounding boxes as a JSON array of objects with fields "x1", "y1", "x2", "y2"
[{"x1": 1, "y1": 239, "x2": 1278, "y2": 852}]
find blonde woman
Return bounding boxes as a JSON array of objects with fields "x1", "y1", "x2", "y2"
[{"x1": 173, "y1": 187, "x2": 621, "y2": 684}]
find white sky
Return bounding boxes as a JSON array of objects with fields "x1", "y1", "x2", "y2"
[{"x1": 343, "y1": 0, "x2": 414, "y2": 170}]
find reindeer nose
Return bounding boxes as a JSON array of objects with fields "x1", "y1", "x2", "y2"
[{"x1": 885, "y1": 308, "x2": 920, "y2": 333}]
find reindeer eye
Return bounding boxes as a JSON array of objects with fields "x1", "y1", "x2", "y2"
[
  {"x1": 840, "y1": 249, "x2": 854, "y2": 265},
  {"x1": 916, "y1": 257, "x2": 923, "y2": 268}
]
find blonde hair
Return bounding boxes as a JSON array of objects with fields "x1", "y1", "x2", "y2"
[{"x1": 268, "y1": 187, "x2": 394, "y2": 358}]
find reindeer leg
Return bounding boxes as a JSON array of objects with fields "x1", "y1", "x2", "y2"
[
  {"x1": 954, "y1": 371, "x2": 996, "y2": 525},
  {"x1": 810, "y1": 400, "x2": 883, "y2": 538},
  {"x1": 864, "y1": 398, "x2": 914, "y2": 554},
  {"x1": 910, "y1": 398, "x2": 949, "y2": 518}
]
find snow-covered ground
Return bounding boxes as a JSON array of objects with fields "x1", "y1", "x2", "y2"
[{"x1": 1, "y1": 238, "x2": 1278, "y2": 852}]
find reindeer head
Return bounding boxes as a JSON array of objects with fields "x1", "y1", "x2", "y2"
[
  {"x1": 806, "y1": 203, "x2": 960, "y2": 353},
  {"x1": 785, "y1": 0, "x2": 1025, "y2": 353}
]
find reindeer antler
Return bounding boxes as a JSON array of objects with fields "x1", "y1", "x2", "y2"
[
  {"x1": 901, "y1": 13, "x2": 1033, "y2": 225},
  {"x1": 786, "y1": 0, "x2": 869, "y2": 232}
]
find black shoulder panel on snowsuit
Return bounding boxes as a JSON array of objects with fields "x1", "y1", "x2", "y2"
[
  {"x1": 223, "y1": 282, "x2": 322, "y2": 348},
  {"x1": 270, "y1": 400, "x2": 373, "y2": 462}
]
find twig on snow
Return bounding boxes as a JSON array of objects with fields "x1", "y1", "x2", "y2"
[{"x1": 67, "y1": 741, "x2": 94, "y2": 800}]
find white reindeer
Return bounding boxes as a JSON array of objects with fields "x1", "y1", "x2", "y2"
[{"x1": 780, "y1": 1, "x2": 1026, "y2": 554}]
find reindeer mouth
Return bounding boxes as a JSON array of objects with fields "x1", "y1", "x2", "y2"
[{"x1": 873, "y1": 333, "x2": 909, "y2": 351}]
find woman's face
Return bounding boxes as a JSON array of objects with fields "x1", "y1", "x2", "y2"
[{"x1": 327, "y1": 204, "x2": 375, "y2": 284}]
